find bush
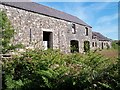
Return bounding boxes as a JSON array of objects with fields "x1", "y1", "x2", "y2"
[
  {"x1": 0, "y1": 11, "x2": 23, "y2": 54},
  {"x1": 2, "y1": 49, "x2": 119, "y2": 90},
  {"x1": 112, "y1": 40, "x2": 120, "y2": 50},
  {"x1": 84, "y1": 41, "x2": 90, "y2": 52}
]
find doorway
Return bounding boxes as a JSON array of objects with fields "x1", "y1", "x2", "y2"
[
  {"x1": 84, "y1": 41, "x2": 90, "y2": 52},
  {"x1": 43, "y1": 31, "x2": 53, "y2": 50},
  {"x1": 70, "y1": 40, "x2": 79, "y2": 53},
  {"x1": 102, "y1": 42, "x2": 104, "y2": 49}
]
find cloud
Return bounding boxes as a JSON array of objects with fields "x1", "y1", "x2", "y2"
[
  {"x1": 93, "y1": 23, "x2": 118, "y2": 40},
  {"x1": 93, "y1": 25, "x2": 118, "y2": 34},
  {"x1": 55, "y1": 2, "x2": 118, "y2": 39},
  {"x1": 69, "y1": 2, "x2": 111, "y2": 25},
  {"x1": 38, "y1": 2, "x2": 112, "y2": 25},
  {"x1": 94, "y1": 12, "x2": 118, "y2": 40},
  {"x1": 97, "y1": 13, "x2": 118, "y2": 24},
  {"x1": 34, "y1": 2, "x2": 118, "y2": 39},
  {"x1": 85, "y1": 2, "x2": 110, "y2": 11}
]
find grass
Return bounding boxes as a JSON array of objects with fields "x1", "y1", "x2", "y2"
[{"x1": 97, "y1": 49, "x2": 118, "y2": 59}]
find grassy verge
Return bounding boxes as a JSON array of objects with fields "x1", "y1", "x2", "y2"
[{"x1": 97, "y1": 49, "x2": 118, "y2": 59}]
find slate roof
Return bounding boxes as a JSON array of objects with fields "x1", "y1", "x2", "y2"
[
  {"x1": 92, "y1": 32, "x2": 110, "y2": 41},
  {"x1": 0, "y1": 2, "x2": 91, "y2": 28}
]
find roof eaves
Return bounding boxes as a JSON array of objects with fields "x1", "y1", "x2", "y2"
[{"x1": 1, "y1": 2, "x2": 92, "y2": 28}]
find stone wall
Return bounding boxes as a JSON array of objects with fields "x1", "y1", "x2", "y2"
[
  {"x1": 0, "y1": 4, "x2": 92, "y2": 53},
  {"x1": 92, "y1": 38, "x2": 112, "y2": 50},
  {"x1": 99, "y1": 41, "x2": 111, "y2": 49},
  {"x1": 92, "y1": 38, "x2": 99, "y2": 50}
]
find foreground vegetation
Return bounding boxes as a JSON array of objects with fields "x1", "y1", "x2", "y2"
[
  {"x1": 0, "y1": 11, "x2": 22, "y2": 54},
  {"x1": 112, "y1": 40, "x2": 120, "y2": 50},
  {"x1": 1, "y1": 9, "x2": 120, "y2": 90},
  {"x1": 2, "y1": 49, "x2": 120, "y2": 90},
  {"x1": 97, "y1": 49, "x2": 118, "y2": 59}
]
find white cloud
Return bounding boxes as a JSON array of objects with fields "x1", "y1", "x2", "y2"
[
  {"x1": 39, "y1": 2, "x2": 118, "y2": 39},
  {"x1": 85, "y1": 3, "x2": 110, "y2": 11},
  {"x1": 94, "y1": 13, "x2": 118, "y2": 40},
  {"x1": 93, "y1": 25, "x2": 118, "y2": 34},
  {"x1": 59, "y1": 2, "x2": 118, "y2": 40},
  {"x1": 34, "y1": 2, "x2": 118, "y2": 40},
  {"x1": 69, "y1": 3, "x2": 111, "y2": 25},
  {"x1": 93, "y1": 24, "x2": 118, "y2": 40},
  {"x1": 97, "y1": 13, "x2": 118, "y2": 24}
]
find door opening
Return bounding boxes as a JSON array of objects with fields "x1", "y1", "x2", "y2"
[
  {"x1": 43, "y1": 31, "x2": 53, "y2": 50},
  {"x1": 70, "y1": 40, "x2": 79, "y2": 53},
  {"x1": 84, "y1": 41, "x2": 90, "y2": 52},
  {"x1": 102, "y1": 42, "x2": 104, "y2": 49}
]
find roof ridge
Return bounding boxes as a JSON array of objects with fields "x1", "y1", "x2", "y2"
[
  {"x1": 33, "y1": 2, "x2": 83, "y2": 21},
  {"x1": 1, "y1": 2, "x2": 91, "y2": 27},
  {"x1": 92, "y1": 31, "x2": 110, "y2": 41},
  {"x1": 33, "y1": 2, "x2": 77, "y2": 18}
]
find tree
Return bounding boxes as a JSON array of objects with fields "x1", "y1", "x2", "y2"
[{"x1": 0, "y1": 11, "x2": 22, "y2": 54}]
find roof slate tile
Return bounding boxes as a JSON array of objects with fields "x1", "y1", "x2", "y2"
[{"x1": 1, "y1": 2, "x2": 91, "y2": 27}]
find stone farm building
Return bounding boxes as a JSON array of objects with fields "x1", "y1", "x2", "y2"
[
  {"x1": 0, "y1": 2, "x2": 111, "y2": 53},
  {"x1": 92, "y1": 32, "x2": 112, "y2": 50}
]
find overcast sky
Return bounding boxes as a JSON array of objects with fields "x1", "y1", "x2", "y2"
[{"x1": 33, "y1": 2, "x2": 118, "y2": 40}]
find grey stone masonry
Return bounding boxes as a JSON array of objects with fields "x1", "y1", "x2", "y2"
[
  {"x1": 92, "y1": 32, "x2": 112, "y2": 50},
  {"x1": 0, "y1": 3, "x2": 93, "y2": 53}
]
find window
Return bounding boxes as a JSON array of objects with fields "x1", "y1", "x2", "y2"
[
  {"x1": 85, "y1": 27, "x2": 88, "y2": 36},
  {"x1": 95, "y1": 42, "x2": 97, "y2": 47},
  {"x1": 92, "y1": 35, "x2": 97, "y2": 39},
  {"x1": 72, "y1": 24, "x2": 76, "y2": 34},
  {"x1": 92, "y1": 42, "x2": 94, "y2": 47},
  {"x1": 29, "y1": 29, "x2": 32, "y2": 43}
]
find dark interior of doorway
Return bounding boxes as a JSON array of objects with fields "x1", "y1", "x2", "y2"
[
  {"x1": 102, "y1": 42, "x2": 104, "y2": 49},
  {"x1": 84, "y1": 41, "x2": 90, "y2": 52},
  {"x1": 70, "y1": 40, "x2": 79, "y2": 53},
  {"x1": 43, "y1": 31, "x2": 53, "y2": 49}
]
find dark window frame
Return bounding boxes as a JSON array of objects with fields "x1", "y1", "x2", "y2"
[
  {"x1": 85, "y1": 27, "x2": 88, "y2": 36},
  {"x1": 95, "y1": 42, "x2": 97, "y2": 47},
  {"x1": 29, "y1": 29, "x2": 32, "y2": 43},
  {"x1": 92, "y1": 42, "x2": 94, "y2": 47},
  {"x1": 72, "y1": 23, "x2": 76, "y2": 34}
]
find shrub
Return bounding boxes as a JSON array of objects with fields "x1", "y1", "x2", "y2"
[
  {"x1": 0, "y1": 11, "x2": 23, "y2": 54},
  {"x1": 2, "y1": 49, "x2": 119, "y2": 90},
  {"x1": 112, "y1": 40, "x2": 120, "y2": 50},
  {"x1": 84, "y1": 41, "x2": 90, "y2": 52}
]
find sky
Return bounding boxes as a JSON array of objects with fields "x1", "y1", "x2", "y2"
[{"x1": 34, "y1": 2, "x2": 118, "y2": 40}]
